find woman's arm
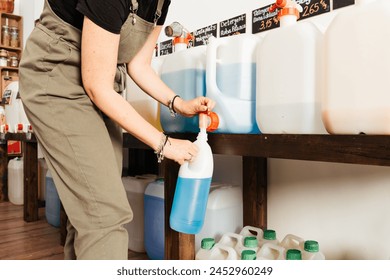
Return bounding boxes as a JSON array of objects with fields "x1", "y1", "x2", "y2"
[
  {"x1": 127, "y1": 26, "x2": 215, "y2": 117},
  {"x1": 80, "y1": 17, "x2": 196, "y2": 164}
]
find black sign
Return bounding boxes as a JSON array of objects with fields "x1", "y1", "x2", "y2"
[
  {"x1": 193, "y1": 24, "x2": 217, "y2": 46},
  {"x1": 298, "y1": 0, "x2": 331, "y2": 21},
  {"x1": 219, "y1": 14, "x2": 246, "y2": 37},
  {"x1": 333, "y1": 0, "x2": 355, "y2": 10},
  {"x1": 252, "y1": 4, "x2": 279, "y2": 34},
  {"x1": 159, "y1": 39, "x2": 173, "y2": 56}
]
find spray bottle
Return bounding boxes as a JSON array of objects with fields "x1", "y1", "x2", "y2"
[{"x1": 169, "y1": 111, "x2": 219, "y2": 234}]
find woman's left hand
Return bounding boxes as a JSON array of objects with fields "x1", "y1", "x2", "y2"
[{"x1": 174, "y1": 96, "x2": 216, "y2": 117}]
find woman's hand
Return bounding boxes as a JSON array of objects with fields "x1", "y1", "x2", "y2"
[
  {"x1": 163, "y1": 137, "x2": 198, "y2": 165},
  {"x1": 174, "y1": 96, "x2": 216, "y2": 117}
]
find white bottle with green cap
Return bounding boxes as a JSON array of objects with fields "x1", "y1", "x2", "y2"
[
  {"x1": 204, "y1": 243, "x2": 239, "y2": 260},
  {"x1": 286, "y1": 249, "x2": 302, "y2": 260},
  {"x1": 235, "y1": 236, "x2": 260, "y2": 256},
  {"x1": 280, "y1": 234, "x2": 305, "y2": 251},
  {"x1": 259, "y1": 229, "x2": 280, "y2": 247},
  {"x1": 256, "y1": 242, "x2": 285, "y2": 260},
  {"x1": 195, "y1": 238, "x2": 216, "y2": 260},
  {"x1": 241, "y1": 250, "x2": 257, "y2": 260},
  {"x1": 239, "y1": 225, "x2": 264, "y2": 241},
  {"x1": 301, "y1": 240, "x2": 325, "y2": 260}
]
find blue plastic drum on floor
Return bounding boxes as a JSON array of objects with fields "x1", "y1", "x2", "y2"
[
  {"x1": 45, "y1": 170, "x2": 61, "y2": 228},
  {"x1": 144, "y1": 179, "x2": 164, "y2": 260}
]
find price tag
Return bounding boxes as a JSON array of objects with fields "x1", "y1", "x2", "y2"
[
  {"x1": 219, "y1": 14, "x2": 246, "y2": 37},
  {"x1": 252, "y1": 0, "x2": 331, "y2": 34},
  {"x1": 159, "y1": 39, "x2": 173, "y2": 56},
  {"x1": 252, "y1": 4, "x2": 279, "y2": 34},
  {"x1": 193, "y1": 24, "x2": 217, "y2": 46},
  {"x1": 298, "y1": 0, "x2": 330, "y2": 21}
]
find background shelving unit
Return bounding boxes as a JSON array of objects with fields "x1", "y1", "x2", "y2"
[{"x1": 0, "y1": 12, "x2": 22, "y2": 102}]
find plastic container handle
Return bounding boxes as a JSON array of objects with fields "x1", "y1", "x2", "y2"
[
  {"x1": 206, "y1": 36, "x2": 224, "y2": 97},
  {"x1": 240, "y1": 225, "x2": 264, "y2": 238}
]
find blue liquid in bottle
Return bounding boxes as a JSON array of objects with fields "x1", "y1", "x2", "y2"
[{"x1": 170, "y1": 177, "x2": 212, "y2": 234}]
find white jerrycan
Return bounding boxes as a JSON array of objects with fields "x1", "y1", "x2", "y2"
[
  {"x1": 302, "y1": 240, "x2": 325, "y2": 260},
  {"x1": 256, "y1": 0, "x2": 327, "y2": 134},
  {"x1": 205, "y1": 244, "x2": 239, "y2": 260},
  {"x1": 206, "y1": 34, "x2": 261, "y2": 134},
  {"x1": 239, "y1": 225, "x2": 264, "y2": 241},
  {"x1": 280, "y1": 234, "x2": 305, "y2": 251},
  {"x1": 323, "y1": 0, "x2": 390, "y2": 134},
  {"x1": 160, "y1": 23, "x2": 206, "y2": 133},
  {"x1": 256, "y1": 242, "x2": 286, "y2": 260}
]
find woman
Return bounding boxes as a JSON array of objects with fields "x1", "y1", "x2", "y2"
[{"x1": 19, "y1": 0, "x2": 215, "y2": 260}]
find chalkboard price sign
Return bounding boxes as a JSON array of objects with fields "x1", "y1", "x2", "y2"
[
  {"x1": 193, "y1": 24, "x2": 217, "y2": 46},
  {"x1": 297, "y1": 0, "x2": 330, "y2": 21},
  {"x1": 219, "y1": 14, "x2": 246, "y2": 37},
  {"x1": 252, "y1": 0, "x2": 331, "y2": 34},
  {"x1": 252, "y1": 5, "x2": 279, "y2": 34},
  {"x1": 159, "y1": 39, "x2": 173, "y2": 56}
]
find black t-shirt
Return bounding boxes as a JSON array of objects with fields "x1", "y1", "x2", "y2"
[{"x1": 48, "y1": 0, "x2": 171, "y2": 34}]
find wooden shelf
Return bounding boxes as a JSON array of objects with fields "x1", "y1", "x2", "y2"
[{"x1": 124, "y1": 133, "x2": 390, "y2": 166}]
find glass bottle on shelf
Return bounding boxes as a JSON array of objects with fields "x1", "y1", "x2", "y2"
[
  {"x1": 0, "y1": 49, "x2": 8, "y2": 67},
  {"x1": 1, "y1": 24, "x2": 10, "y2": 46},
  {"x1": 9, "y1": 26, "x2": 18, "y2": 48}
]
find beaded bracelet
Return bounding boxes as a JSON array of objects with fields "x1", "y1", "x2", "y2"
[
  {"x1": 168, "y1": 95, "x2": 180, "y2": 117},
  {"x1": 155, "y1": 132, "x2": 170, "y2": 163}
]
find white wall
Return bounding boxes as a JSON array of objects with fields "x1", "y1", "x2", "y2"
[
  {"x1": 17, "y1": 0, "x2": 390, "y2": 259},
  {"x1": 14, "y1": 0, "x2": 44, "y2": 47}
]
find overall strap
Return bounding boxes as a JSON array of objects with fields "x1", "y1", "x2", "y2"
[
  {"x1": 130, "y1": 0, "x2": 138, "y2": 13},
  {"x1": 154, "y1": 0, "x2": 165, "y2": 24}
]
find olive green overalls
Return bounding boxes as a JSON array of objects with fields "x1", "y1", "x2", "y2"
[{"x1": 19, "y1": 0, "x2": 164, "y2": 260}]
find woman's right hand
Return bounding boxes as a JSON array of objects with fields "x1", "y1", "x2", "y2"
[{"x1": 163, "y1": 137, "x2": 198, "y2": 165}]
